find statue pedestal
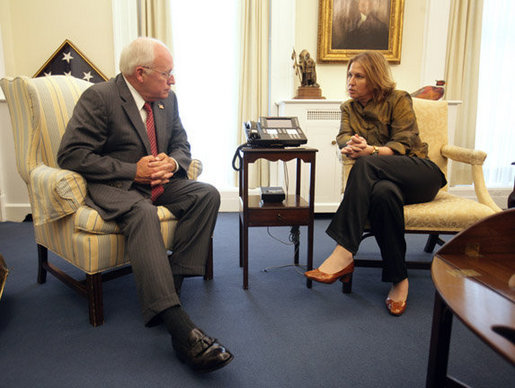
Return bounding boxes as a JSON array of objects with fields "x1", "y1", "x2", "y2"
[{"x1": 294, "y1": 86, "x2": 325, "y2": 99}]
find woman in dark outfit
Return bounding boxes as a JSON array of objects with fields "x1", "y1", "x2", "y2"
[{"x1": 305, "y1": 51, "x2": 446, "y2": 316}]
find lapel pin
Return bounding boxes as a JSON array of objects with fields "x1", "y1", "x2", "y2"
[{"x1": 158, "y1": 104, "x2": 164, "y2": 110}]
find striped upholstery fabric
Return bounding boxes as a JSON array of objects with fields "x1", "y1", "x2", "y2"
[
  {"x1": 28, "y1": 76, "x2": 90, "y2": 168},
  {"x1": 187, "y1": 159, "x2": 203, "y2": 180},
  {"x1": 0, "y1": 76, "x2": 193, "y2": 275},
  {"x1": 75, "y1": 205, "x2": 177, "y2": 235},
  {"x1": 29, "y1": 164, "x2": 87, "y2": 225}
]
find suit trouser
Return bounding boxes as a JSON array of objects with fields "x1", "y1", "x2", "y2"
[
  {"x1": 326, "y1": 155, "x2": 445, "y2": 283},
  {"x1": 117, "y1": 178, "x2": 220, "y2": 325}
]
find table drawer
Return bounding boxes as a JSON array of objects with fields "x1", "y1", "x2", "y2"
[{"x1": 246, "y1": 207, "x2": 311, "y2": 226}]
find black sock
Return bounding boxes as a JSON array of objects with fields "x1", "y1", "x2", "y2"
[
  {"x1": 161, "y1": 305, "x2": 196, "y2": 345},
  {"x1": 173, "y1": 274, "x2": 184, "y2": 296}
]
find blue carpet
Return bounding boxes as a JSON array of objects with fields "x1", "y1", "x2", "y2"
[{"x1": 0, "y1": 213, "x2": 513, "y2": 387}]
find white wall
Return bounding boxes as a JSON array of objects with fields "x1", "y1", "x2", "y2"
[
  {"x1": 3, "y1": 0, "x2": 503, "y2": 219},
  {"x1": 290, "y1": 0, "x2": 445, "y2": 100},
  {"x1": 0, "y1": 0, "x2": 115, "y2": 79},
  {"x1": 0, "y1": 24, "x2": 6, "y2": 220},
  {"x1": 0, "y1": 0, "x2": 116, "y2": 221}
]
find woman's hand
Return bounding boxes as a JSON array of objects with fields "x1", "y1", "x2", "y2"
[{"x1": 341, "y1": 134, "x2": 369, "y2": 159}]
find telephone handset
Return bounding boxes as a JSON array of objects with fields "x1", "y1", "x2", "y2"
[{"x1": 244, "y1": 116, "x2": 307, "y2": 147}]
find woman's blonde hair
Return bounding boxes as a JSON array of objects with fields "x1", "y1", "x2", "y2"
[{"x1": 348, "y1": 51, "x2": 396, "y2": 102}]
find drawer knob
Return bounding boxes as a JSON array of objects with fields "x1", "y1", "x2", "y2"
[{"x1": 331, "y1": 140, "x2": 337, "y2": 145}]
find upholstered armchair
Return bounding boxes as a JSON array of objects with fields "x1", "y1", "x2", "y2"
[
  {"x1": 340, "y1": 98, "x2": 501, "y2": 291},
  {"x1": 1, "y1": 75, "x2": 212, "y2": 326}
]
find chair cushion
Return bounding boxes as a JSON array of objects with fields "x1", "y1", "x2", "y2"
[
  {"x1": 404, "y1": 191, "x2": 496, "y2": 232},
  {"x1": 74, "y1": 205, "x2": 178, "y2": 234}
]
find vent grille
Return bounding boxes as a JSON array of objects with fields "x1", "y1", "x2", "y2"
[{"x1": 306, "y1": 110, "x2": 340, "y2": 120}]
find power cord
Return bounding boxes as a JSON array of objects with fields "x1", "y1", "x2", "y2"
[
  {"x1": 262, "y1": 226, "x2": 306, "y2": 275},
  {"x1": 232, "y1": 143, "x2": 249, "y2": 171}
]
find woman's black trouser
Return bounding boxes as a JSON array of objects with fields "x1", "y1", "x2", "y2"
[{"x1": 326, "y1": 155, "x2": 446, "y2": 283}]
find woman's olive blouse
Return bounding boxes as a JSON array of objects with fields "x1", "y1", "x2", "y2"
[{"x1": 336, "y1": 90, "x2": 428, "y2": 158}]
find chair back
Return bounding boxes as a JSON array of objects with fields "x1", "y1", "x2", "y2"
[
  {"x1": 342, "y1": 98, "x2": 450, "y2": 191},
  {"x1": 412, "y1": 97, "x2": 448, "y2": 177},
  {"x1": 1, "y1": 76, "x2": 92, "y2": 183}
]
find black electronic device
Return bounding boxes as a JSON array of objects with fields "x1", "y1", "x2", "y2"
[
  {"x1": 244, "y1": 116, "x2": 307, "y2": 147},
  {"x1": 260, "y1": 186, "x2": 286, "y2": 203}
]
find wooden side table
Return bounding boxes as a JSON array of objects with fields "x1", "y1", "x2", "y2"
[
  {"x1": 0, "y1": 254, "x2": 8, "y2": 301},
  {"x1": 426, "y1": 209, "x2": 515, "y2": 387},
  {"x1": 238, "y1": 147, "x2": 317, "y2": 289}
]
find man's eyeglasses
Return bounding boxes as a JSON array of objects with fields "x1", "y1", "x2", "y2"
[{"x1": 141, "y1": 66, "x2": 175, "y2": 80}]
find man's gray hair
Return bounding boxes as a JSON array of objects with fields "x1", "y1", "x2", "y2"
[{"x1": 119, "y1": 37, "x2": 169, "y2": 76}]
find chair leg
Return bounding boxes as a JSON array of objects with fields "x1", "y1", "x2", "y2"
[
  {"x1": 85, "y1": 273, "x2": 104, "y2": 327},
  {"x1": 424, "y1": 234, "x2": 445, "y2": 253},
  {"x1": 37, "y1": 244, "x2": 48, "y2": 284},
  {"x1": 204, "y1": 236, "x2": 214, "y2": 280},
  {"x1": 341, "y1": 273, "x2": 353, "y2": 294}
]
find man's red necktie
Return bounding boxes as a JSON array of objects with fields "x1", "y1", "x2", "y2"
[{"x1": 143, "y1": 102, "x2": 164, "y2": 201}]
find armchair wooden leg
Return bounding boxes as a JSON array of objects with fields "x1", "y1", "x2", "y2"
[
  {"x1": 86, "y1": 273, "x2": 104, "y2": 327},
  {"x1": 424, "y1": 234, "x2": 445, "y2": 253},
  {"x1": 341, "y1": 273, "x2": 353, "y2": 294},
  {"x1": 203, "y1": 236, "x2": 213, "y2": 280},
  {"x1": 37, "y1": 244, "x2": 48, "y2": 284}
]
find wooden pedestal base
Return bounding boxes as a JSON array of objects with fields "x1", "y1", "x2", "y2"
[
  {"x1": 0, "y1": 254, "x2": 8, "y2": 300},
  {"x1": 294, "y1": 86, "x2": 325, "y2": 99}
]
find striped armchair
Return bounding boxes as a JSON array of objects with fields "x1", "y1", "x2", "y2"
[
  {"x1": 340, "y1": 98, "x2": 501, "y2": 292},
  {"x1": 1, "y1": 76, "x2": 212, "y2": 326}
]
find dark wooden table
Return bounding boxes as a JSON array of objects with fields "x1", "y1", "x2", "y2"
[
  {"x1": 0, "y1": 254, "x2": 8, "y2": 301},
  {"x1": 238, "y1": 147, "x2": 317, "y2": 289},
  {"x1": 426, "y1": 209, "x2": 515, "y2": 387}
]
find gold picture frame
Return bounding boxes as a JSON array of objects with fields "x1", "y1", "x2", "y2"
[{"x1": 317, "y1": 0, "x2": 404, "y2": 63}]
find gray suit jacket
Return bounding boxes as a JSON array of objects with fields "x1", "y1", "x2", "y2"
[{"x1": 57, "y1": 74, "x2": 192, "y2": 221}]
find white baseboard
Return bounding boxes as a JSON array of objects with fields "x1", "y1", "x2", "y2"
[
  {"x1": 3, "y1": 203, "x2": 31, "y2": 222},
  {"x1": 220, "y1": 188, "x2": 240, "y2": 212},
  {"x1": 219, "y1": 187, "x2": 260, "y2": 212}
]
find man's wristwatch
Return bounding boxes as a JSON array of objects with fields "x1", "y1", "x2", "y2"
[{"x1": 371, "y1": 146, "x2": 379, "y2": 155}]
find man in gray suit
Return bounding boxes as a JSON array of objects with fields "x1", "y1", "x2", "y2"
[{"x1": 58, "y1": 37, "x2": 233, "y2": 373}]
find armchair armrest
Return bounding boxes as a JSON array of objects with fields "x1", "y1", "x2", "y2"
[
  {"x1": 29, "y1": 158, "x2": 203, "y2": 225},
  {"x1": 29, "y1": 164, "x2": 87, "y2": 225},
  {"x1": 441, "y1": 145, "x2": 486, "y2": 165},
  {"x1": 441, "y1": 145, "x2": 501, "y2": 212},
  {"x1": 187, "y1": 159, "x2": 203, "y2": 180},
  {"x1": 340, "y1": 148, "x2": 501, "y2": 213}
]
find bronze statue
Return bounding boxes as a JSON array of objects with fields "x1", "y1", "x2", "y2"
[
  {"x1": 292, "y1": 49, "x2": 319, "y2": 88},
  {"x1": 291, "y1": 48, "x2": 324, "y2": 99}
]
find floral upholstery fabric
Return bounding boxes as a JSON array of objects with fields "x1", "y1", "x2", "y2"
[{"x1": 404, "y1": 191, "x2": 495, "y2": 232}]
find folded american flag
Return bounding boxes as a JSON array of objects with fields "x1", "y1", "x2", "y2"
[{"x1": 34, "y1": 39, "x2": 107, "y2": 83}]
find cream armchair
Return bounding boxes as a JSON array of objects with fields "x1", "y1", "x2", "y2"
[
  {"x1": 340, "y1": 98, "x2": 501, "y2": 291},
  {"x1": 1, "y1": 76, "x2": 212, "y2": 326}
]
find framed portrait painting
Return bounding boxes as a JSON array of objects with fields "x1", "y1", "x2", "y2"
[{"x1": 317, "y1": 0, "x2": 404, "y2": 63}]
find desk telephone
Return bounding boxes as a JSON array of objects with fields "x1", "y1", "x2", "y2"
[
  {"x1": 232, "y1": 116, "x2": 307, "y2": 171},
  {"x1": 244, "y1": 116, "x2": 307, "y2": 147}
]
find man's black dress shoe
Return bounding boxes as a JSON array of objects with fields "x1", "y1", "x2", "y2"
[{"x1": 173, "y1": 328, "x2": 234, "y2": 373}]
